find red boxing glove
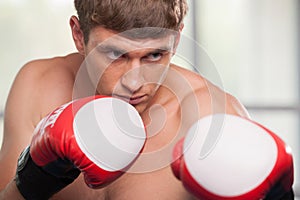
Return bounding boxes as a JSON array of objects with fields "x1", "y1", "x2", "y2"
[
  {"x1": 16, "y1": 95, "x2": 146, "y2": 199},
  {"x1": 172, "y1": 114, "x2": 294, "y2": 200}
]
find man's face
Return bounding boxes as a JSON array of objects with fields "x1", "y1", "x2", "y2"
[{"x1": 83, "y1": 27, "x2": 178, "y2": 113}]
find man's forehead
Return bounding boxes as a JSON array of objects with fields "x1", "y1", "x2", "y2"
[{"x1": 96, "y1": 33, "x2": 176, "y2": 52}]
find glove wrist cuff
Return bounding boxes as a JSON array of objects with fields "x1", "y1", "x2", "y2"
[{"x1": 15, "y1": 146, "x2": 77, "y2": 200}]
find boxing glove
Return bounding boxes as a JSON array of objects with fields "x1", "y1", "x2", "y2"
[
  {"x1": 172, "y1": 114, "x2": 294, "y2": 200},
  {"x1": 15, "y1": 95, "x2": 146, "y2": 200}
]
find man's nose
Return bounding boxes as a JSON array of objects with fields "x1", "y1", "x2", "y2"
[{"x1": 121, "y1": 60, "x2": 145, "y2": 93}]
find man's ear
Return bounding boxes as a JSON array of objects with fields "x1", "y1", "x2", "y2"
[{"x1": 70, "y1": 16, "x2": 85, "y2": 55}]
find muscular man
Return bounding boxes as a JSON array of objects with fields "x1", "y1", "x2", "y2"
[{"x1": 0, "y1": 0, "x2": 293, "y2": 199}]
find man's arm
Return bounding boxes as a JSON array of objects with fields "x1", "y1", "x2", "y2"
[
  {"x1": 1, "y1": 58, "x2": 147, "y2": 199},
  {"x1": 0, "y1": 62, "x2": 43, "y2": 198},
  {"x1": 0, "y1": 59, "x2": 75, "y2": 197}
]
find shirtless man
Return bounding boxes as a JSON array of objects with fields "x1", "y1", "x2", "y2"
[{"x1": 0, "y1": 0, "x2": 294, "y2": 199}]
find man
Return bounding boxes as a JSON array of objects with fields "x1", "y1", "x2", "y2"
[{"x1": 0, "y1": 0, "x2": 293, "y2": 199}]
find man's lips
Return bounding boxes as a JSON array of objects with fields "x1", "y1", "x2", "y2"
[
  {"x1": 128, "y1": 95, "x2": 147, "y2": 105},
  {"x1": 114, "y1": 94, "x2": 146, "y2": 105}
]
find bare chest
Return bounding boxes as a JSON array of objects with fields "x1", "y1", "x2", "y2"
[{"x1": 52, "y1": 167, "x2": 195, "y2": 200}]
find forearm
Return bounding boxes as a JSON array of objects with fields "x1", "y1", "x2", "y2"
[{"x1": 0, "y1": 180, "x2": 24, "y2": 200}]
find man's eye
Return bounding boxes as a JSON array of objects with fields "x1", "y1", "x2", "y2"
[
  {"x1": 106, "y1": 50, "x2": 124, "y2": 60},
  {"x1": 146, "y1": 52, "x2": 162, "y2": 61}
]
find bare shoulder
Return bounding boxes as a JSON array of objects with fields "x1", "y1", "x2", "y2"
[
  {"x1": 4, "y1": 53, "x2": 83, "y2": 136},
  {"x1": 170, "y1": 64, "x2": 249, "y2": 121},
  {"x1": 0, "y1": 53, "x2": 83, "y2": 189},
  {"x1": 15, "y1": 53, "x2": 84, "y2": 119}
]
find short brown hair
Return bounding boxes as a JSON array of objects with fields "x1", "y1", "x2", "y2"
[{"x1": 74, "y1": 0, "x2": 188, "y2": 43}]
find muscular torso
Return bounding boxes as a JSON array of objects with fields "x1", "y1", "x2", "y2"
[{"x1": 3, "y1": 53, "x2": 248, "y2": 199}]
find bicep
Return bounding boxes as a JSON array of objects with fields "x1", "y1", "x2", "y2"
[{"x1": 0, "y1": 58, "x2": 75, "y2": 191}]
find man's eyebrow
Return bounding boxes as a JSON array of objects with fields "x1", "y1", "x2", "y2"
[
  {"x1": 96, "y1": 44, "x2": 172, "y2": 53},
  {"x1": 155, "y1": 45, "x2": 172, "y2": 52},
  {"x1": 96, "y1": 44, "x2": 127, "y2": 53},
  {"x1": 142, "y1": 45, "x2": 173, "y2": 54}
]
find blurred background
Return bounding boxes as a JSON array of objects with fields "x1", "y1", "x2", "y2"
[{"x1": 0, "y1": 0, "x2": 299, "y2": 197}]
